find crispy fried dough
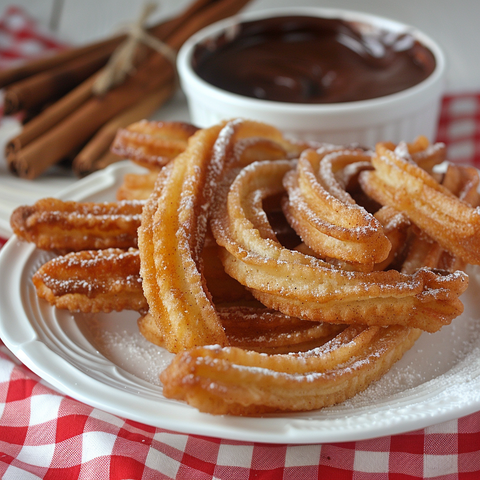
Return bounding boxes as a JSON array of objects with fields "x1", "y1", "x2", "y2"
[
  {"x1": 16, "y1": 118, "x2": 479, "y2": 416},
  {"x1": 161, "y1": 325, "x2": 422, "y2": 415},
  {"x1": 160, "y1": 158, "x2": 476, "y2": 416},
  {"x1": 138, "y1": 120, "x2": 311, "y2": 353},
  {"x1": 359, "y1": 143, "x2": 480, "y2": 265},
  {"x1": 33, "y1": 248, "x2": 146, "y2": 313},
  {"x1": 283, "y1": 147, "x2": 392, "y2": 268},
  {"x1": 211, "y1": 159, "x2": 468, "y2": 332},
  {"x1": 11, "y1": 198, "x2": 144, "y2": 252},
  {"x1": 138, "y1": 124, "x2": 229, "y2": 353},
  {"x1": 111, "y1": 120, "x2": 198, "y2": 170}
]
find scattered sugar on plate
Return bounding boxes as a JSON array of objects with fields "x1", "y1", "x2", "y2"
[{"x1": 82, "y1": 314, "x2": 174, "y2": 386}]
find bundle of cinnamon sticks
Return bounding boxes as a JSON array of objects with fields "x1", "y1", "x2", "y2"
[{"x1": 2, "y1": 0, "x2": 252, "y2": 179}]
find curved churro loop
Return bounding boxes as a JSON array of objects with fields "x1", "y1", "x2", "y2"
[
  {"x1": 10, "y1": 198, "x2": 144, "y2": 252},
  {"x1": 211, "y1": 159, "x2": 468, "y2": 332},
  {"x1": 161, "y1": 213, "x2": 469, "y2": 416},
  {"x1": 283, "y1": 147, "x2": 391, "y2": 268},
  {"x1": 360, "y1": 143, "x2": 480, "y2": 265},
  {"x1": 111, "y1": 120, "x2": 199, "y2": 170},
  {"x1": 33, "y1": 248, "x2": 147, "y2": 313},
  {"x1": 17, "y1": 118, "x2": 479, "y2": 416},
  {"x1": 138, "y1": 125, "x2": 228, "y2": 353},
  {"x1": 138, "y1": 119, "x2": 314, "y2": 353},
  {"x1": 161, "y1": 161, "x2": 480, "y2": 415},
  {"x1": 161, "y1": 325, "x2": 421, "y2": 415}
]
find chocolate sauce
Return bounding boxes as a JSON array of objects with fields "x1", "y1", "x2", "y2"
[{"x1": 192, "y1": 16, "x2": 436, "y2": 104}]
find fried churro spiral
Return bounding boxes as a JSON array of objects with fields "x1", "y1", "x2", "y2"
[
  {"x1": 211, "y1": 158, "x2": 467, "y2": 332},
  {"x1": 137, "y1": 120, "x2": 309, "y2": 353},
  {"x1": 161, "y1": 325, "x2": 421, "y2": 415},
  {"x1": 163, "y1": 210, "x2": 466, "y2": 416},
  {"x1": 360, "y1": 142, "x2": 480, "y2": 265},
  {"x1": 137, "y1": 123, "x2": 233, "y2": 353},
  {"x1": 283, "y1": 147, "x2": 391, "y2": 268},
  {"x1": 161, "y1": 153, "x2": 477, "y2": 416}
]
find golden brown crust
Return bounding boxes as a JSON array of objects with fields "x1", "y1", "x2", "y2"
[
  {"x1": 157, "y1": 123, "x2": 471, "y2": 415},
  {"x1": 160, "y1": 325, "x2": 422, "y2": 415},
  {"x1": 359, "y1": 143, "x2": 480, "y2": 265},
  {"x1": 33, "y1": 248, "x2": 147, "y2": 313},
  {"x1": 14, "y1": 119, "x2": 479, "y2": 417},
  {"x1": 137, "y1": 125, "x2": 229, "y2": 353},
  {"x1": 10, "y1": 197, "x2": 144, "y2": 252},
  {"x1": 137, "y1": 119, "x2": 311, "y2": 353},
  {"x1": 282, "y1": 147, "x2": 392, "y2": 268},
  {"x1": 211, "y1": 159, "x2": 468, "y2": 332},
  {"x1": 111, "y1": 120, "x2": 199, "y2": 170}
]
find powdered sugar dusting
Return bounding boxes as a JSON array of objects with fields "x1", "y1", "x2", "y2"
[
  {"x1": 335, "y1": 265, "x2": 480, "y2": 410},
  {"x1": 82, "y1": 314, "x2": 174, "y2": 385}
]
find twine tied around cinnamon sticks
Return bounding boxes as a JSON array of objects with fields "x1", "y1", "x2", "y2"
[
  {"x1": 3, "y1": 0, "x2": 253, "y2": 179},
  {"x1": 92, "y1": 2, "x2": 177, "y2": 96}
]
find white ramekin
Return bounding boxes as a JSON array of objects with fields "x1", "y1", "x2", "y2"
[{"x1": 177, "y1": 7, "x2": 446, "y2": 146}]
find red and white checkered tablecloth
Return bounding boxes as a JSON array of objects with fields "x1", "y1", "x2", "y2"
[
  {"x1": 437, "y1": 93, "x2": 480, "y2": 168},
  {"x1": 2, "y1": 5, "x2": 480, "y2": 480}
]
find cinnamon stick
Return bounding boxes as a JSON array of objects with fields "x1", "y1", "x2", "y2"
[
  {"x1": 73, "y1": 82, "x2": 175, "y2": 176},
  {"x1": 7, "y1": 0, "x2": 252, "y2": 179},
  {"x1": 0, "y1": 14, "x2": 183, "y2": 89},
  {"x1": 0, "y1": 35, "x2": 123, "y2": 89},
  {"x1": 6, "y1": 74, "x2": 98, "y2": 157},
  {"x1": 4, "y1": 16, "x2": 180, "y2": 156},
  {"x1": 8, "y1": 61, "x2": 175, "y2": 179},
  {"x1": 3, "y1": 47, "x2": 111, "y2": 115}
]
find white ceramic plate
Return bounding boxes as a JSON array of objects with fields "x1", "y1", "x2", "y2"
[{"x1": 1, "y1": 161, "x2": 480, "y2": 444}]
